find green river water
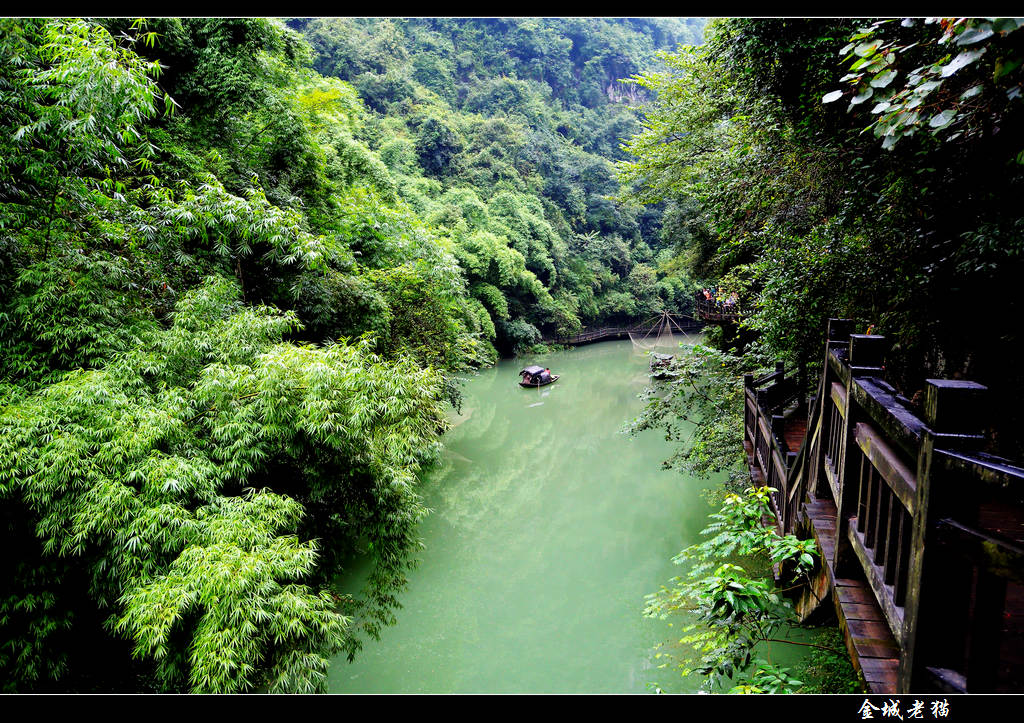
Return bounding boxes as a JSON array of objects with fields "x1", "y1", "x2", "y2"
[{"x1": 328, "y1": 337, "x2": 807, "y2": 693}]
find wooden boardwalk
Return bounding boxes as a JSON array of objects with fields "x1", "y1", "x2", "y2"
[
  {"x1": 547, "y1": 326, "x2": 636, "y2": 345},
  {"x1": 744, "y1": 319, "x2": 1024, "y2": 693},
  {"x1": 805, "y1": 495, "x2": 900, "y2": 692},
  {"x1": 694, "y1": 294, "x2": 744, "y2": 323}
]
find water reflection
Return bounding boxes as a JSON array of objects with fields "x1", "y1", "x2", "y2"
[{"x1": 330, "y1": 339, "x2": 730, "y2": 693}]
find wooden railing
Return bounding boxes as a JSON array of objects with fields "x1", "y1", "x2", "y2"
[
  {"x1": 746, "y1": 317, "x2": 1024, "y2": 693},
  {"x1": 743, "y1": 361, "x2": 802, "y2": 535},
  {"x1": 916, "y1": 448, "x2": 1024, "y2": 693},
  {"x1": 545, "y1": 318, "x2": 703, "y2": 346}
]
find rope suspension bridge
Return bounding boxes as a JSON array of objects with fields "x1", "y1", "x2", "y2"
[{"x1": 543, "y1": 311, "x2": 704, "y2": 348}]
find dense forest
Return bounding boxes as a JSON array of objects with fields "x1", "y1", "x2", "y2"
[
  {"x1": 3, "y1": 16, "x2": 1021, "y2": 695},
  {"x1": 289, "y1": 17, "x2": 708, "y2": 354},
  {"x1": 0, "y1": 16, "x2": 705, "y2": 693},
  {"x1": 623, "y1": 18, "x2": 1024, "y2": 694},
  {"x1": 623, "y1": 18, "x2": 1024, "y2": 477}
]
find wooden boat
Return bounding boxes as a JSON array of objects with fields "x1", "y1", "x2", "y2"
[{"x1": 519, "y1": 365, "x2": 559, "y2": 388}]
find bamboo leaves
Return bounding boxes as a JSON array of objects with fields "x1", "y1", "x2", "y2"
[{"x1": 1, "y1": 279, "x2": 445, "y2": 692}]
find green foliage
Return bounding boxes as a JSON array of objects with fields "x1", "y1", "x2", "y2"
[
  {"x1": 412, "y1": 112, "x2": 464, "y2": 178},
  {"x1": 823, "y1": 18, "x2": 1024, "y2": 149},
  {"x1": 792, "y1": 627, "x2": 862, "y2": 693},
  {"x1": 645, "y1": 487, "x2": 824, "y2": 692},
  {"x1": 0, "y1": 248, "x2": 158, "y2": 387},
  {"x1": 5, "y1": 18, "x2": 165, "y2": 176},
  {"x1": 107, "y1": 18, "x2": 323, "y2": 208},
  {"x1": 150, "y1": 174, "x2": 333, "y2": 271},
  {"x1": 1, "y1": 16, "x2": 721, "y2": 692},
  {"x1": 367, "y1": 264, "x2": 468, "y2": 370},
  {"x1": 728, "y1": 661, "x2": 804, "y2": 694},
  {"x1": 628, "y1": 344, "x2": 757, "y2": 481},
  {"x1": 499, "y1": 318, "x2": 542, "y2": 353},
  {"x1": 0, "y1": 279, "x2": 447, "y2": 692},
  {"x1": 619, "y1": 18, "x2": 1024, "y2": 445},
  {"x1": 297, "y1": 18, "x2": 703, "y2": 347},
  {"x1": 0, "y1": 525, "x2": 76, "y2": 691}
]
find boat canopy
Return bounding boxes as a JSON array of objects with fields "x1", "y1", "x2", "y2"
[{"x1": 521, "y1": 365, "x2": 546, "y2": 376}]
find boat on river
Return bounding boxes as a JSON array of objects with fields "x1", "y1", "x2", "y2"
[{"x1": 519, "y1": 365, "x2": 559, "y2": 388}]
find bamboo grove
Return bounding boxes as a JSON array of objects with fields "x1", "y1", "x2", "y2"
[{"x1": 0, "y1": 17, "x2": 704, "y2": 692}]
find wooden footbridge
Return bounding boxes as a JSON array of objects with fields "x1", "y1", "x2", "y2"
[
  {"x1": 544, "y1": 312, "x2": 703, "y2": 347},
  {"x1": 745, "y1": 319, "x2": 1024, "y2": 693},
  {"x1": 695, "y1": 292, "x2": 745, "y2": 323}
]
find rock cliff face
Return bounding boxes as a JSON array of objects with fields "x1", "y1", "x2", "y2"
[{"x1": 606, "y1": 81, "x2": 645, "y2": 105}]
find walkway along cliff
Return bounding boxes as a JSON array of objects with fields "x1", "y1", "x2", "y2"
[
  {"x1": 743, "y1": 318, "x2": 1024, "y2": 694},
  {"x1": 542, "y1": 312, "x2": 703, "y2": 347}
]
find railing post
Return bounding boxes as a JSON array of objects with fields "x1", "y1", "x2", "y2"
[
  {"x1": 827, "y1": 318, "x2": 856, "y2": 343},
  {"x1": 762, "y1": 413, "x2": 784, "y2": 524},
  {"x1": 809, "y1": 320, "x2": 854, "y2": 500},
  {"x1": 901, "y1": 379, "x2": 988, "y2": 692},
  {"x1": 923, "y1": 379, "x2": 988, "y2": 445},
  {"x1": 833, "y1": 333, "x2": 890, "y2": 579},
  {"x1": 848, "y1": 334, "x2": 887, "y2": 375},
  {"x1": 771, "y1": 414, "x2": 785, "y2": 444},
  {"x1": 785, "y1": 450, "x2": 799, "y2": 533},
  {"x1": 743, "y1": 373, "x2": 756, "y2": 460},
  {"x1": 798, "y1": 358, "x2": 808, "y2": 414}
]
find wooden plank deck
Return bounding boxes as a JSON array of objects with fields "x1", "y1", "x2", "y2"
[
  {"x1": 783, "y1": 416, "x2": 807, "y2": 455},
  {"x1": 805, "y1": 495, "x2": 900, "y2": 693},
  {"x1": 746, "y1": 324, "x2": 1024, "y2": 693}
]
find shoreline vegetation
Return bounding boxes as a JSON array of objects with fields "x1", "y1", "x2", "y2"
[{"x1": 2, "y1": 17, "x2": 1021, "y2": 694}]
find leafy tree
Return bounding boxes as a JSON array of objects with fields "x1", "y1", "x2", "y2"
[
  {"x1": 296, "y1": 17, "x2": 704, "y2": 339},
  {"x1": 412, "y1": 113, "x2": 464, "y2": 178},
  {"x1": 1, "y1": 279, "x2": 447, "y2": 692},
  {"x1": 619, "y1": 18, "x2": 1024, "y2": 447},
  {"x1": 0, "y1": 16, "x2": 722, "y2": 692},
  {"x1": 645, "y1": 486, "x2": 827, "y2": 692},
  {"x1": 822, "y1": 18, "x2": 1024, "y2": 149},
  {"x1": 0, "y1": 18, "x2": 482, "y2": 692}
]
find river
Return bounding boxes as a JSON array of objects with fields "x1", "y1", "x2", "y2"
[{"x1": 328, "y1": 337, "x2": 802, "y2": 693}]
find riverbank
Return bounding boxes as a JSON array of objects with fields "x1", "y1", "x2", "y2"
[{"x1": 329, "y1": 339, "x2": 827, "y2": 692}]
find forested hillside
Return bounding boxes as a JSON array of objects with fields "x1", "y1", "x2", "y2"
[
  {"x1": 21, "y1": 16, "x2": 1022, "y2": 697},
  {"x1": 621, "y1": 18, "x2": 1024, "y2": 461},
  {"x1": 0, "y1": 16, "x2": 705, "y2": 693},
  {"x1": 621, "y1": 19, "x2": 1024, "y2": 694},
  {"x1": 291, "y1": 17, "x2": 706, "y2": 354}
]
